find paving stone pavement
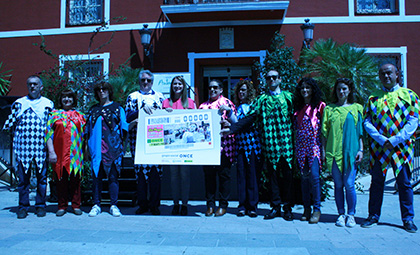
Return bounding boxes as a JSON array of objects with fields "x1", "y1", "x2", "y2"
[{"x1": 0, "y1": 180, "x2": 419, "y2": 255}]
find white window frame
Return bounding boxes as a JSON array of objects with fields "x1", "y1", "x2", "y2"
[
  {"x1": 60, "y1": 0, "x2": 110, "y2": 28},
  {"x1": 349, "y1": 0, "x2": 405, "y2": 17},
  {"x1": 365, "y1": 46, "x2": 407, "y2": 87},
  {"x1": 59, "y1": 52, "x2": 110, "y2": 79},
  {"x1": 355, "y1": 0, "x2": 397, "y2": 14},
  {"x1": 187, "y1": 51, "x2": 266, "y2": 89}
]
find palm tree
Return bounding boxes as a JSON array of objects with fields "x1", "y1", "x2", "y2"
[
  {"x1": 0, "y1": 62, "x2": 12, "y2": 96},
  {"x1": 300, "y1": 38, "x2": 380, "y2": 104}
]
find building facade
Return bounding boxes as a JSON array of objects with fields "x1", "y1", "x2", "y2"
[{"x1": 0, "y1": 0, "x2": 419, "y2": 103}]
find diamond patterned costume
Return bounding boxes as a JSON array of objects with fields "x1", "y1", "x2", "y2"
[
  {"x1": 233, "y1": 92, "x2": 294, "y2": 171},
  {"x1": 364, "y1": 88, "x2": 419, "y2": 176},
  {"x1": 199, "y1": 95, "x2": 237, "y2": 163},
  {"x1": 45, "y1": 109, "x2": 86, "y2": 179},
  {"x1": 236, "y1": 103, "x2": 261, "y2": 162},
  {"x1": 3, "y1": 96, "x2": 53, "y2": 172},
  {"x1": 126, "y1": 90, "x2": 165, "y2": 179}
]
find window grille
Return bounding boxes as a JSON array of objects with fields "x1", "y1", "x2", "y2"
[
  {"x1": 356, "y1": 0, "x2": 397, "y2": 14},
  {"x1": 69, "y1": 0, "x2": 103, "y2": 25}
]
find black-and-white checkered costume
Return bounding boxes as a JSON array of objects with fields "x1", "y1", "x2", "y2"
[
  {"x1": 125, "y1": 90, "x2": 165, "y2": 180},
  {"x1": 3, "y1": 96, "x2": 54, "y2": 172}
]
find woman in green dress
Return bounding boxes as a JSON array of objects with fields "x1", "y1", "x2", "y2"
[{"x1": 321, "y1": 78, "x2": 364, "y2": 228}]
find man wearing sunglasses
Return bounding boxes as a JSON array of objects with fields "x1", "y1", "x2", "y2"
[
  {"x1": 221, "y1": 70, "x2": 295, "y2": 221},
  {"x1": 126, "y1": 70, "x2": 165, "y2": 215}
]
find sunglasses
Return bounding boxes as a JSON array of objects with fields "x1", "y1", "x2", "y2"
[
  {"x1": 208, "y1": 86, "x2": 219, "y2": 90},
  {"x1": 266, "y1": 75, "x2": 279, "y2": 80},
  {"x1": 140, "y1": 78, "x2": 153, "y2": 83}
]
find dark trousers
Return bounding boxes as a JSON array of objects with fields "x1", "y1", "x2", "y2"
[
  {"x1": 301, "y1": 158, "x2": 321, "y2": 212},
  {"x1": 136, "y1": 166, "x2": 161, "y2": 209},
  {"x1": 92, "y1": 164, "x2": 119, "y2": 206},
  {"x1": 17, "y1": 160, "x2": 47, "y2": 210},
  {"x1": 369, "y1": 160, "x2": 415, "y2": 221},
  {"x1": 237, "y1": 151, "x2": 260, "y2": 212},
  {"x1": 268, "y1": 157, "x2": 293, "y2": 209},
  {"x1": 56, "y1": 169, "x2": 81, "y2": 210},
  {"x1": 203, "y1": 155, "x2": 232, "y2": 209}
]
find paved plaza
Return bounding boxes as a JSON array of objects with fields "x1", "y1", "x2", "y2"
[{"x1": 0, "y1": 177, "x2": 419, "y2": 255}]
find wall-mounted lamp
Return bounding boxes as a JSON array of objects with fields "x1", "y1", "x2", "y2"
[
  {"x1": 139, "y1": 24, "x2": 154, "y2": 68},
  {"x1": 300, "y1": 19, "x2": 315, "y2": 50}
]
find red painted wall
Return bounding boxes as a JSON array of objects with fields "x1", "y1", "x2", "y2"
[{"x1": 0, "y1": 1, "x2": 61, "y2": 31}]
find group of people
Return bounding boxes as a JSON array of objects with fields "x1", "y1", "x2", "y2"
[{"x1": 3, "y1": 63, "x2": 417, "y2": 233}]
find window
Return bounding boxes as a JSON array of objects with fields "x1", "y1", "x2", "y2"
[
  {"x1": 356, "y1": 0, "x2": 397, "y2": 14},
  {"x1": 68, "y1": 0, "x2": 104, "y2": 26}
]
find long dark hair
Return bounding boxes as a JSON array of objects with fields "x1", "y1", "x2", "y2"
[
  {"x1": 332, "y1": 78, "x2": 355, "y2": 104},
  {"x1": 294, "y1": 77, "x2": 323, "y2": 112},
  {"x1": 233, "y1": 79, "x2": 257, "y2": 106},
  {"x1": 169, "y1": 76, "x2": 189, "y2": 109}
]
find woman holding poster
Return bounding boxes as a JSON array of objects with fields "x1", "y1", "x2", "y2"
[{"x1": 162, "y1": 76, "x2": 196, "y2": 216}]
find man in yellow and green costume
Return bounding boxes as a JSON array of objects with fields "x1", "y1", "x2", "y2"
[{"x1": 362, "y1": 63, "x2": 419, "y2": 233}]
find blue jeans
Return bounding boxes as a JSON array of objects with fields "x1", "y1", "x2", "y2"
[
  {"x1": 331, "y1": 160, "x2": 357, "y2": 215},
  {"x1": 301, "y1": 158, "x2": 321, "y2": 212},
  {"x1": 368, "y1": 160, "x2": 414, "y2": 221},
  {"x1": 17, "y1": 160, "x2": 47, "y2": 210},
  {"x1": 237, "y1": 151, "x2": 260, "y2": 212},
  {"x1": 92, "y1": 163, "x2": 119, "y2": 206},
  {"x1": 170, "y1": 165, "x2": 190, "y2": 205}
]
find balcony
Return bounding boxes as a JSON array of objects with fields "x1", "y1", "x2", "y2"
[{"x1": 161, "y1": 1, "x2": 289, "y2": 25}]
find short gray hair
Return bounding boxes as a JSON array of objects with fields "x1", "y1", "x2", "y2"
[{"x1": 139, "y1": 70, "x2": 154, "y2": 82}]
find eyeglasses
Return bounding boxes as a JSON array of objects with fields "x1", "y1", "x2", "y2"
[
  {"x1": 266, "y1": 75, "x2": 278, "y2": 80},
  {"x1": 140, "y1": 78, "x2": 153, "y2": 83}
]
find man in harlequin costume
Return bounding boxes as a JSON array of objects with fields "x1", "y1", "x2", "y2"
[
  {"x1": 223, "y1": 70, "x2": 295, "y2": 221},
  {"x1": 126, "y1": 70, "x2": 165, "y2": 215},
  {"x1": 362, "y1": 63, "x2": 419, "y2": 233},
  {"x1": 3, "y1": 75, "x2": 54, "y2": 219}
]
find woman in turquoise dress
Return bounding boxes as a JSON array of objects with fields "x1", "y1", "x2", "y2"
[{"x1": 321, "y1": 78, "x2": 364, "y2": 228}]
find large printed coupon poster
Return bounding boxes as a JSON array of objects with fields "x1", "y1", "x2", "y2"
[{"x1": 135, "y1": 109, "x2": 221, "y2": 165}]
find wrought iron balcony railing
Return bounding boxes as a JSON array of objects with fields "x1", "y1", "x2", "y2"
[{"x1": 163, "y1": 0, "x2": 281, "y2": 4}]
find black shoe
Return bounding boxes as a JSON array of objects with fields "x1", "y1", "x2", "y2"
[
  {"x1": 172, "y1": 204, "x2": 180, "y2": 215},
  {"x1": 36, "y1": 207, "x2": 46, "y2": 217},
  {"x1": 361, "y1": 216, "x2": 378, "y2": 228},
  {"x1": 300, "y1": 207, "x2": 311, "y2": 221},
  {"x1": 56, "y1": 209, "x2": 66, "y2": 217},
  {"x1": 237, "y1": 210, "x2": 246, "y2": 217},
  {"x1": 150, "y1": 207, "x2": 161, "y2": 215},
  {"x1": 283, "y1": 209, "x2": 293, "y2": 221},
  {"x1": 180, "y1": 205, "x2": 188, "y2": 216},
  {"x1": 17, "y1": 208, "x2": 28, "y2": 219},
  {"x1": 264, "y1": 207, "x2": 281, "y2": 220},
  {"x1": 135, "y1": 207, "x2": 149, "y2": 215},
  {"x1": 403, "y1": 221, "x2": 418, "y2": 233},
  {"x1": 248, "y1": 211, "x2": 258, "y2": 218}
]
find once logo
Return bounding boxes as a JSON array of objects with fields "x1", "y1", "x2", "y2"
[{"x1": 179, "y1": 154, "x2": 193, "y2": 159}]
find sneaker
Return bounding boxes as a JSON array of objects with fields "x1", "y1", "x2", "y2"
[
  {"x1": 301, "y1": 207, "x2": 311, "y2": 221},
  {"x1": 110, "y1": 205, "x2": 121, "y2": 217},
  {"x1": 309, "y1": 211, "x2": 321, "y2": 224},
  {"x1": 17, "y1": 208, "x2": 28, "y2": 219},
  {"x1": 336, "y1": 214, "x2": 346, "y2": 227},
  {"x1": 346, "y1": 215, "x2": 356, "y2": 228},
  {"x1": 88, "y1": 205, "x2": 101, "y2": 217},
  {"x1": 36, "y1": 207, "x2": 46, "y2": 217},
  {"x1": 361, "y1": 216, "x2": 378, "y2": 228},
  {"x1": 403, "y1": 221, "x2": 418, "y2": 233}
]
